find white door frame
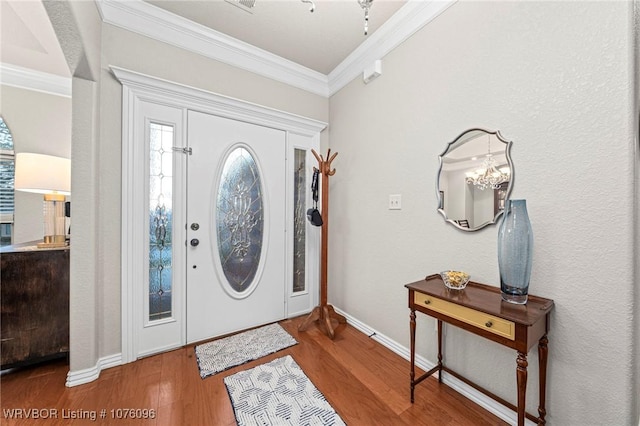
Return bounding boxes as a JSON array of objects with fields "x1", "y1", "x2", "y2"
[{"x1": 113, "y1": 66, "x2": 326, "y2": 363}]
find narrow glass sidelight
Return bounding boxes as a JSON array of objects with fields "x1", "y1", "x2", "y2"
[
  {"x1": 293, "y1": 149, "x2": 306, "y2": 293},
  {"x1": 149, "y1": 123, "x2": 173, "y2": 321},
  {"x1": 216, "y1": 146, "x2": 264, "y2": 293}
]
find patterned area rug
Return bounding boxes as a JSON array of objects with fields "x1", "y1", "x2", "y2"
[
  {"x1": 224, "y1": 355, "x2": 346, "y2": 426},
  {"x1": 195, "y1": 323, "x2": 297, "y2": 379}
]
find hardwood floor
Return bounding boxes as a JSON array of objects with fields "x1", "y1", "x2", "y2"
[{"x1": 1, "y1": 316, "x2": 508, "y2": 425}]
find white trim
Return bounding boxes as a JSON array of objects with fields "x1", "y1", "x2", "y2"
[
  {"x1": 334, "y1": 307, "x2": 536, "y2": 426},
  {"x1": 111, "y1": 66, "x2": 327, "y2": 135},
  {"x1": 65, "y1": 353, "x2": 122, "y2": 387},
  {"x1": 0, "y1": 63, "x2": 71, "y2": 98},
  {"x1": 97, "y1": 0, "x2": 329, "y2": 97},
  {"x1": 328, "y1": 0, "x2": 457, "y2": 96},
  {"x1": 115, "y1": 66, "x2": 326, "y2": 364},
  {"x1": 95, "y1": 0, "x2": 456, "y2": 97},
  {"x1": 120, "y1": 82, "x2": 137, "y2": 364}
]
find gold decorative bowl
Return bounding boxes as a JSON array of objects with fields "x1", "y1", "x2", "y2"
[{"x1": 440, "y1": 270, "x2": 470, "y2": 290}]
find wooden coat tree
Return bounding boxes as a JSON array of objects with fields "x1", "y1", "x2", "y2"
[{"x1": 298, "y1": 149, "x2": 346, "y2": 339}]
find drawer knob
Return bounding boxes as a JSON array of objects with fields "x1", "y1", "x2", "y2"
[
  {"x1": 485, "y1": 321, "x2": 493, "y2": 328},
  {"x1": 424, "y1": 299, "x2": 431, "y2": 305}
]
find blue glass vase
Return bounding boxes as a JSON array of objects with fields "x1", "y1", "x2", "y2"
[{"x1": 497, "y1": 199, "x2": 533, "y2": 304}]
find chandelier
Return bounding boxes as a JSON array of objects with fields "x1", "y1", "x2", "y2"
[
  {"x1": 465, "y1": 135, "x2": 510, "y2": 190},
  {"x1": 358, "y1": 0, "x2": 374, "y2": 35},
  {"x1": 301, "y1": 0, "x2": 374, "y2": 35}
]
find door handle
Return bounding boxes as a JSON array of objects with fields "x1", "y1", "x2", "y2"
[{"x1": 190, "y1": 238, "x2": 200, "y2": 247}]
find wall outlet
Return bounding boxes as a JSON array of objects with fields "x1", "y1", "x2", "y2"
[{"x1": 389, "y1": 194, "x2": 402, "y2": 210}]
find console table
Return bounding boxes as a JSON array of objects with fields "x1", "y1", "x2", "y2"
[
  {"x1": 1, "y1": 242, "x2": 70, "y2": 369},
  {"x1": 406, "y1": 274, "x2": 554, "y2": 426}
]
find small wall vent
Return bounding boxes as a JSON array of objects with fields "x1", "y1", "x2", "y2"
[{"x1": 224, "y1": 0, "x2": 256, "y2": 13}]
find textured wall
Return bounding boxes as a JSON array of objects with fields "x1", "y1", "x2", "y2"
[
  {"x1": 57, "y1": 1, "x2": 638, "y2": 422},
  {"x1": 328, "y1": 1, "x2": 636, "y2": 425},
  {"x1": 45, "y1": 0, "x2": 104, "y2": 373}
]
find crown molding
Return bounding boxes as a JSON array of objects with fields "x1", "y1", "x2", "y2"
[
  {"x1": 96, "y1": 0, "x2": 330, "y2": 97},
  {"x1": 96, "y1": 0, "x2": 456, "y2": 98},
  {"x1": 0, "y1": 63, "x2": 72, "y2": 98},
  {"x1": 328, "y1": 0, "x2": 457, "y2": 96}
]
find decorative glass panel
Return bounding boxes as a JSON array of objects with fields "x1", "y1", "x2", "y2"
[
  {"x1": 148, "y1": 123, "x2": 173, "y2": 321},
  {"x1": 293, "y1": 149, "x2": 306, "y2": 292},
  {"x1": 216, "y1": 147, "x2": 263, "y2": 292}
]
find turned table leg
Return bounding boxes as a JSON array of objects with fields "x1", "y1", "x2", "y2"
[
  {"x1": 437, "y1": 319, "x2": 443, "y2": 383},
  {"x1": 538, "y1": 335, "x2": 548, "y2": 425},
  {"x1": 410, "y1": 309, "x2": 416, "y2": 403},
  {"x1": 516, "y1": 351, "x2": 528, "y2": 426}
]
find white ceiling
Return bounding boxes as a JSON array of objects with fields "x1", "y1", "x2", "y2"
[
  {"x1": 1, "y1": 0, "x2": 455, "y2": 97},
  {"x1": 0, "y1": 0, "x2": 405, "y2": 79},
  {"x1": 145, "y1": 0, "x2": 407, "y2": 75}
]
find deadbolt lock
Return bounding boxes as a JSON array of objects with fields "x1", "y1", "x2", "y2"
[{"x1": 191, "y1": 223, "x2": 200, "y2": 231}]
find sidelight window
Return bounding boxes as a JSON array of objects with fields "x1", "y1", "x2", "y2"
[
  {"x1": 293, "y1": 148, "x2": 306, "y2": 293},
  {"x1": 148, "y1": 123, "x2": 174, "y2": 321}
]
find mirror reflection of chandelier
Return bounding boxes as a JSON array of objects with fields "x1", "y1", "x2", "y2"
[{"x1": 465, "y1": 135, "x2": 510, "y2": 190}]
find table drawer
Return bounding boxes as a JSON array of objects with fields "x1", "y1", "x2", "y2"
[{"x1": 414, "y1": 293, "x2": 515, "y2": 340}]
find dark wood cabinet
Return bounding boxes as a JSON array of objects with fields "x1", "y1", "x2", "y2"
[{"x1": 1, "y1": 243, "x2": 69, "y2": 369}]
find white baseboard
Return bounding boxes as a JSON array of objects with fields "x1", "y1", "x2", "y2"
[
  {"x1": 333, "y1": 307, "x2": 535, "y2": 426},
  {"x1": 65, "y1": 353, "x2": 122, "y2": 387}
]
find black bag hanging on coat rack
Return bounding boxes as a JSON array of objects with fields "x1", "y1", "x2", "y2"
[{"x1": 306, "y1": 169, "x2": 323, "y2": 226}]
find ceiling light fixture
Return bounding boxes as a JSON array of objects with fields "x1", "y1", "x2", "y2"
[
  {"x1": 299, "y1": 0, "x2": 373, "y2": 35},
  {"x1": 358, "y1": 0, "x2": 373, "y2": 35},
  {"x1": 465, "y1": 135, "x2": 510, "y2": 190}
]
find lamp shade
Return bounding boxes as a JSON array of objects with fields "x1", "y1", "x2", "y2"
[{"x1": 15, "y1": 153, "x2": 71, "y2": 195}]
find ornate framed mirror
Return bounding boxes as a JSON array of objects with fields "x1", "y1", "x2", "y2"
[{"x1": 436, "y1": 128, "x2": 513, "y2": 231}]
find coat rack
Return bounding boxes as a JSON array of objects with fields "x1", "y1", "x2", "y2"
[{"x1": 298, "y1": 149, "x2": 346, "y2": 339}]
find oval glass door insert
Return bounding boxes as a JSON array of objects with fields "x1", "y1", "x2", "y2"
[{"x1": 216, "y1": 146, "x2": 264, "y2": 293}]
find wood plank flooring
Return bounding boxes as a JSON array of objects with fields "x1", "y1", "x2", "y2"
[{"x1": 1, "y1": 316, "x2": 509, "y2": 425}]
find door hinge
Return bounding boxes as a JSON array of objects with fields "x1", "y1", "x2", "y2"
[{"x1": 172, "y1": 147, "x2": 192, "y2": 155}]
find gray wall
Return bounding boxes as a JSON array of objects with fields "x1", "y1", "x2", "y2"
[
  {"x1": 328, "y1": 1, "x2": 636, "y2": 425},
  {"x1": 52, "y1": 0, "x2": 639, "y2": 423}
]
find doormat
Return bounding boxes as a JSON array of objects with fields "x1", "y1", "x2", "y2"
[
  {"x1": 195, "y1": 323, "x2": 297, "y2": 379},
  {"x1": 224, "y1": 355, "x2": 346, "y2": 426}
]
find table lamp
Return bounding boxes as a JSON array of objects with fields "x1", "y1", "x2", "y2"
[{"x1": 15, "y1": 153, "x2": 71, "y2": 248}]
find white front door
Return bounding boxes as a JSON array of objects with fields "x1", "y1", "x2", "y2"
[
  {"x1": 117, "y1": 67, "x2": 324, "y2": 364},
  {"x1": 186, "y1": 110, "x2": 286, "y2": 343}
]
